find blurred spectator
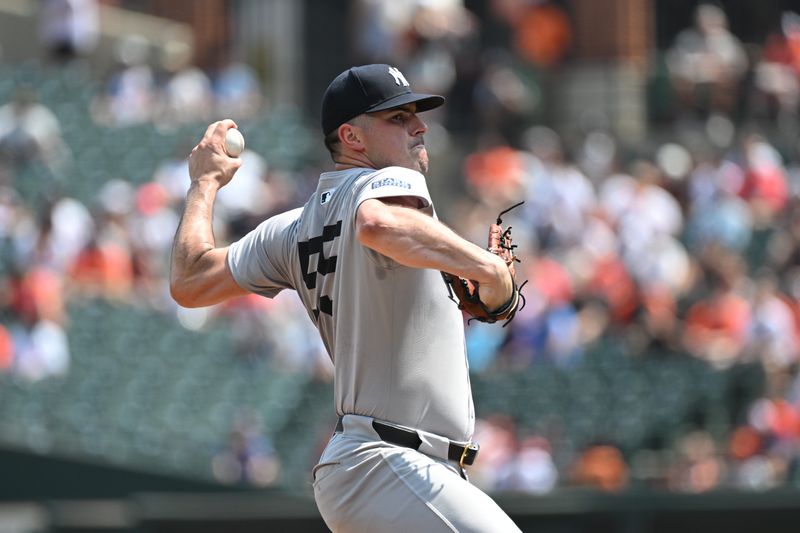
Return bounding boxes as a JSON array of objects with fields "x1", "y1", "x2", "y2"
[
  {"x1": 686, "y1": 192, "x2": 753, "y2": 255},
  {"x1": 216, "y1": 294, "x2": 278, "y2": 364},
  {"x1": 683, "y1": 249, "x2": 752, "y2": 368},
  {"x1": 95, "y1": 178, "x2": 136, "y2": 248},
  {"x1": 152, "y1": 138, "x2": 194, "y2": 203},
  {"x1": 216, "y1": 291, "x2": 330, "y2": 375},
  {"x1": 465, "y1": 320, "x2": 506, "y2": 371},
  {"x1": 520, "y1": 126, "x2": 595, "y2": 249},
  {"x1": 8, "y1": 264, "x2": 65, "y2": 326},
  {"x1": 666, "y1": 3, "x2": 748, "y2": 119},
  {"x1": 211, "y1": 410, "x2": 281, "y2": 487},
  {"x1": 215, "y1": 148, "x2": 271, "y2": 236},
  {"x1": 472, "y1": 50, "x2": 540, "y2": 141},
  {"x1": 130, "y1": 182, "x2": 178, "y2": 259},
  {"x1": 746, "y1": 274, "x2": 798, "y2": 371},
  {"x1": 598, "y1": 163, "x2": 683, "y2": 260},
  {"x1": 512, "y1": 0, "x2": 572, "y2": 69},
  {"x1": 0, "y1": 324, "x2": 14, "y2": 373},
  {"x1": 212, "y1": 54, "x2": 265, "y2": 120},
  {"x1": 604, "y1": 160, "x2": 691, "y2": 311},
  {"x1": 127, "y1": 181, "x2": 179, "y2": 308},
  {"x1": 9, "y1": 318, "x2": 70, "y2": 382},
  {"x1": 22, "y1": 196, "x2": 95, "y2": 273},
  {"x1": 512, "y1": 255, "x2": 582, "y2": 367},
  {"x1": 576, "y1": 129, "x2": 618, "y2": 183},
  {"x1": 571, "y1": 443, "x2": 629, "y2": 492},
  {"x1": 495, "y1": 435, "x2": 559, "y2": 494},
  {"x1": 155, "y1": 41, "x2": 214, "y2": 127},
  {"x1": 38, "y1": 0, "x2": 99, "y2": 64},
  {"x1": 685, "y1": 146, "x2": 754, "y2": 254},
  {"x1": 749, "y1": 393, "x2": 800, "y2": 443},
  {"x1": 738, "y1": 133, "x2": 789, "y2": 224},
  {"x1": 752, "y1": 12, "x2": 800, "y2": 127},
  {"x1": 584, "y1": 253, "x2": 638, "y2": 325},
  {"x1": 635, "y1": 283, "x2": 682, "y2": 352},
  {"x1": 667, "y1": 430, "x2": 726, "y2": 492},
  {"x1": 469, "y1": 414, "x2": 519, "y2": 491},
  {"x1": 0, "y1": 186, "x2": 31, "y2": 271},
  {"x1": 476, "y1": 0, "x2": 570, "y2": 130},
  {"x1": 769, "y1": 213, "x2": 800, "y2": 274},
  {"x1": 0, "y1": 86, "x2": 71, "y2": 174},
  {"x1": 350, "y1": 0, "x2": 478, "y2": 138},
  {"x1": 686, "y1": 147, "x2": 746, "y2": 213},
  {"x1": 67, "y1": 232, "x2": 134, "y2": 301},
  {"x1": 352, "y1": 0, "x2": 417, "y2": 64},
  {"x1": 406, "y1": 0, "x2": 478, "y2": 96},
  {"x1": 93, "y1": 35, "x2": 157, "y2": 126},
  {"x1": 727, "y1": 424, "x2": 786, "y2": 490},
  {"x1": 464, "y1": 145, "x2": 526, "y2": 208}
]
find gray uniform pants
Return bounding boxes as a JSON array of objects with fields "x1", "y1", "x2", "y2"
[{"x1": 313, "y1": 415, "x2": 522, "y2": 533}]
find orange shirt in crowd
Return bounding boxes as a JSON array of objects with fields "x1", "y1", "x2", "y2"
[
  {"x1": 0, "y1": 325, "x2": 13, "y2": 371},
  {"x1": 68, "y1": 241, "x2": 133, "y2": 299}
]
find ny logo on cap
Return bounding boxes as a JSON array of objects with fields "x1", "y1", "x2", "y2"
[{"x1": 388, "y1": 67, "x2": 410, "y2": 87}]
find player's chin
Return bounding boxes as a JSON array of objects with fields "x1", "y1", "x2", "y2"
[{"x1": 414, "y1": 148, "x2": 429, "y2": 174}]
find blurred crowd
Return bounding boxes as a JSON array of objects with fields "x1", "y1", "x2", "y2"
[
  {"x1": 89, "y1": 36, "x2": 265, "y2": 129},
  {"x1": 342, "y1": 0, "x2": 800, "y2": 495},
  {"x1": 3, "y1": 0, "x2": 800, "y2": 492}
]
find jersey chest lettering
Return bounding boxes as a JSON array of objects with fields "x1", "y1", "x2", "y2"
[{"x1": 297, "y1": 220, "x2": 342, "y2": 320}]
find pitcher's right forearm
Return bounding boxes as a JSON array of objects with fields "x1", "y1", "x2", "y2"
[
  {"x1": 171, "y1": 179, "x2": 219, "y2": 271},
  {"x1": 170, "y1": 181, "x2": 247, "y2": 307}
]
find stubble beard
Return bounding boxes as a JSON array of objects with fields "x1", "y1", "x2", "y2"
[
  {"x1": 416, "y1": 146, "x2": 429, "y2": 175},
  {"x1": 374, "y1": 145, "x2": 429, "y2": 174}
]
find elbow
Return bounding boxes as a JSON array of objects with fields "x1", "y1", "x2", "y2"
[
  {"x1": 170, "y1": 284, "x2": 191, "y2": 308},
  {"x1": 170, "y1": 279, "x2": 201, "y2": 308},
  {"x1": 356, "y1": 213, "x2": 398, "y2": 251},
  {"x1": 355, "y1": 218, "x2": 383, "y2": 248},
  {"x1": 355, "y1": 204, "x2": 394, "y2": 248}
]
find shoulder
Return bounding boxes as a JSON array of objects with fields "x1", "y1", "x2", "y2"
[
  {"x1": 250, "y1": 206, "x2": 304, "y2": 239},
  {"x1": 352, "y1": 166, "x2": 432, "y2": 213},
  {"x1": 264, "y1": 205, "x2": 304, "y2": 225},
  {"x1": 358, "y1": 166, "x2": 426, "y2": 192},
  {"x1": 367, "y1": 165, "x2": 425, "y2": 180}
]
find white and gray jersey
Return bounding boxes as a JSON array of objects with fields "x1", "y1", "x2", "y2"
[{"x1": 227, "y1": 166, "x2": 474, "y2": 441}]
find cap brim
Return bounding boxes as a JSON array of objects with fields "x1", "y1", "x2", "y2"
[{"x1": 367, "y1": 92, "x2": 445, "y2": 114}]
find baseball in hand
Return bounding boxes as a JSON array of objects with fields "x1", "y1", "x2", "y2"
[{"x1": 225, "y1": 128, "x2": 245, "y2": 157}]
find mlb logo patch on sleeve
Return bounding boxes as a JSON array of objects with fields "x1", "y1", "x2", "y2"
[{"x1": 321, "y1": 191, "x2": 333, "y2": 204}]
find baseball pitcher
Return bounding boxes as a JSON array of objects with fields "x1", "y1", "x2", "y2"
[{"x1": 170, "y1": 64, "x2": 523, "y2": 532}]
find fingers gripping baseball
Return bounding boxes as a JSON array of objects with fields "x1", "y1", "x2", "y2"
[
  {"x1": 442, "y1": 202, "x2": 526, "y2": 326},
  {"x1": 188, "y1": 120, "x2": 243, "y2": 189}
]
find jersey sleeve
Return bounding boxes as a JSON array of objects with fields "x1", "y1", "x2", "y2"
[
  {"x1": 354, "y1": 166, "x2": 432, "y2": 211},
  {"x1": 352, "y1": 167, "x2": 435, "y2": 270},
  {"x1": 227, "y1": 208, "x2": 301, "y2": 298}
]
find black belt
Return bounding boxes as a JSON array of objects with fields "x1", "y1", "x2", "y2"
[{"x1": 335, "y1": 416, "x2": 480, "y2": 467}]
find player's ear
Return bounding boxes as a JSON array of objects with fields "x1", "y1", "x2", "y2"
[{"x1": 339, "y1": 122, "x2": 366, "y2": 152}]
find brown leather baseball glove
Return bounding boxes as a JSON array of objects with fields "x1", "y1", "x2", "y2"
[{"x1": 442, "y1": 202, "x2": 526, "y2": 326}]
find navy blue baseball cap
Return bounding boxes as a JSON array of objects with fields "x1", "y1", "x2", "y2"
[{"x1": 321, "y1": 64, "x2": 445, "y2": 135}]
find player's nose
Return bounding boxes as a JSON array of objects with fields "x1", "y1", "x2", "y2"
[{"x1": 410, "y1": 114, "x2": 428, "y2": 136}]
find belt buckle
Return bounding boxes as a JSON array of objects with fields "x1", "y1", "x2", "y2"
[{"x1": 459, "y1": 442, "x2": 480, "y2": 468}]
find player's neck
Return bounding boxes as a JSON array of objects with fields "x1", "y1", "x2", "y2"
[{"x1": 333, "y1": 152, "x2": 377, "y2": 171}]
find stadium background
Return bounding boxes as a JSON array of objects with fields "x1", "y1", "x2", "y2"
[{"x1": 2, "y1": 0, "x2": 800, "y2": 531}]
